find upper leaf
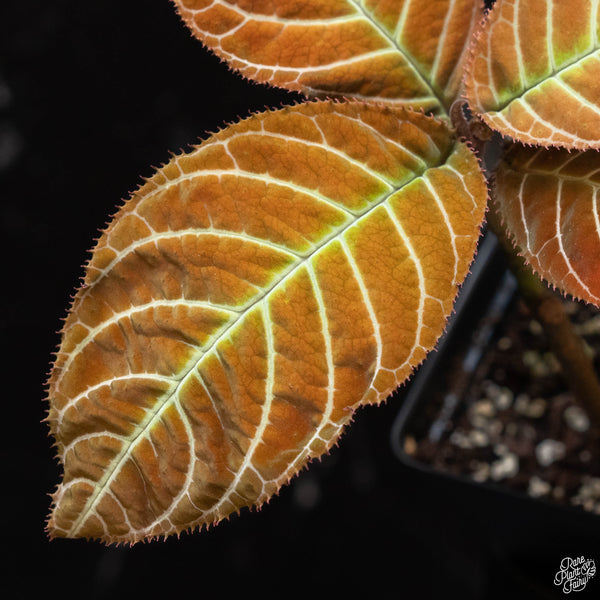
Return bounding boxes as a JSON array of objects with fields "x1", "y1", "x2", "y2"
[
  {"x1": 465, "y1": 0, "x2": 600, "y2": 149},
  {"x1": 495, "y1": 143, "x2": 600, "y2": 306},
  {"x1": 46, "y1": 100, "x2": 487, "y2": 543},
  {"x1": 173, "y1": 0, "x2": 483, "y2": 116}
]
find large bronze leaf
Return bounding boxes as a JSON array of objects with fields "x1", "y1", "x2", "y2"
[
  {"x1": 465, "y1": 0, "x2": 600, "y2": 149},
  {"x1": 495, "y1": 143, "x2": 600, "y2": 306},
  {"x1": 46, "y1": 100, "x2": 487, "y2": 543},
  {"x1": 173, "y1": 0, "x2": 483, "y2": 116}
]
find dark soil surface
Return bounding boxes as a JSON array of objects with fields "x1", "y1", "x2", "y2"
[{"x1": 402, "y1": 288, "x2": 600, "y2": 515}]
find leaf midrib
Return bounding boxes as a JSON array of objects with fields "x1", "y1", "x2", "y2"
[
  {"x1": 492, "y1": 47, "x2": 600, "y2": 113},
  {"x1": 504, "y1": 152, "x2": 600, "y2": 184},
  {"x1": 346, "y1": 0, "x2": 448, "y2": 117}
]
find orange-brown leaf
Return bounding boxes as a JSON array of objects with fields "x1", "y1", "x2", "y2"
[
  {"x1": 465, "y1": 0, "x2": 600, "y2": 149},
  {"x1": 174, "y1": 0, "x2": 483, "y2": 115},
  {"x1": 46, "y1": 100, "x2": 487, "y2": 543},
  {"x1": 495, "y1": 144, "x2": 600, "y2": 305}
]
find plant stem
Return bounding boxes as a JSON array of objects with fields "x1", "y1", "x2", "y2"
[{"x1": 487, "y1": 207, "x2": 600, "y2": 423}]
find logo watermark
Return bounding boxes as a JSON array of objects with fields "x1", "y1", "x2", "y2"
[{"x1": 554, "y1": 556, "x2": 596, "y2": 594}]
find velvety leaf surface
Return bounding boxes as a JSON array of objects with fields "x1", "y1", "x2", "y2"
[
  {"x1": 46, "y1": 100, "x2": 487, "y2": 543},
  {"x1": 173, "y1": 0, "x2": 483, "y2": 116},
  {"x1": 495, "y1": 144, "x2": 600, "y2": 305},
  {"x1": 466, "y1": 0, "x2": 600, "y2": 148}
]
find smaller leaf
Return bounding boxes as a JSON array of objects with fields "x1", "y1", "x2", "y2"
[
  {"x1": 465, "y1": 0, "x2": 600, "y2": 149},
  {"x1": 173, "y1": 0, "x2": 483, "y2": 116},
  {"x1": 495, "y1": 143, "x2": 600, "y2": 306}
]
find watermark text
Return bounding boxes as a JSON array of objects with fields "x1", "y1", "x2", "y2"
[{"x1": 554, "y1": 556, "x2": 596, "y2": 593}]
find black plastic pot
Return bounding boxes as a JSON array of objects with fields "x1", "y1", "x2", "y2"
[{"x1": 390, "y1": 232, "x2": 600, "y2": 599}]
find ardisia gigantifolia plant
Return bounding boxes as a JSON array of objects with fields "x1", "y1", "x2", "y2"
[{"x1": 46, "y1": 0, "x2": 600, "y2": 543}]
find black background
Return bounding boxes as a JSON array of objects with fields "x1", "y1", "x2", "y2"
[{"x1": 2, "y1": 1, "x2": 598, "y2": 598}]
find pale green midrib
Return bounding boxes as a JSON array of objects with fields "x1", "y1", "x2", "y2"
[
  {"x1": 345, "y1": 0, "x2": 449, "y2": 118},
  {"x1": 491, "y1": 47, "x2": 600, "y2": 113},
  {"x1": 505, "y1": 149, "x2": 600, "y2": 183},
  {"x1": 508, "y1": 163, "x2": 600, "y2": 185},
  {"x1": 68, "y1": 139, "x2": 458, "y2": 538}
]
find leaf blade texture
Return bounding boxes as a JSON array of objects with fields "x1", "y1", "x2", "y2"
[
  {"x1": 47, "y1": 100, "x2": 487, "y2": 543},
  {"x1": 465, "y1": 0, "x2": 600, "y2": 148},
  {"x1": 174, "y1": 0, "x2": 483, "y2": 116},
  {"x1": 495, "y1": 143, "x2": 600, "y2": 306}
]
